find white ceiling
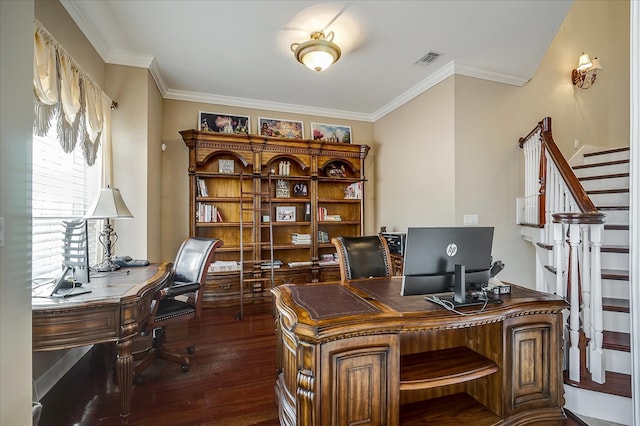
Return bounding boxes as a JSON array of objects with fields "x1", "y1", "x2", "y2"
[{"x1": 61, "y1": 0, "x2": 573, "y2": 122}]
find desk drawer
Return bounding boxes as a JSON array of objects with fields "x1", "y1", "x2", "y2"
[{"x1": 33, "y1": 307, "x2": 119, "y2": 350}]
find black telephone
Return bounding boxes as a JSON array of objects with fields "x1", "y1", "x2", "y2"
[{"x1": 112, "y1": 256, "x2": 149, "y2": 267}]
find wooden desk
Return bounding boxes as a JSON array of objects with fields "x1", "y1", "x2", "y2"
[
  {"x1": 32, "y1": 263, "x2": 171, "y2": 424},
  {"x1": 272, "y1": 277, "x2": 569, "y2": 425}
]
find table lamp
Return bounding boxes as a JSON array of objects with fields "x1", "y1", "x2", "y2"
[{"x1": 84, "y1": 186, "x2": 133, "y2": 272}]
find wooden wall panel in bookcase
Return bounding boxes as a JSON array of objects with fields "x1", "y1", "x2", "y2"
[{"x1": 180, "y1": 130, "x2": 370, "y2": 308}]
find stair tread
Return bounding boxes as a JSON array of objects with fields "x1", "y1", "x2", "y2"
[
  {"x1": 601, "y1": 268, "x2": 629, "y2": 280},
  {"x1": 578, "y1": 172, "x2": 629, "y2": 181},
  {"x1": 603, "y1": 330, "x2": 630, "y2": 352},
  {"x1": 587, "y1": 188, "x2": 629, "y2": 194},
  {"x1": 598, "y1": 205, "x2": 629, "y2": 211},
  {"x1": 573, "y1": 159, "x2": 630, "y2": 169},
  {"x1": 564, "y1": 370, "x2": 632, "y2": 398},
  {"x1": 602, "y1": 297, "x2": 629, "y2": 313},
  {"x1": 604, "y1": 224, "x2": 629, "y2": 230},
  {"x1": 583, "y1": 147, "x2": 630, "y2": 157},
  {"x1": 601, "y1": 245, "x2": 629, "y2": 253}
]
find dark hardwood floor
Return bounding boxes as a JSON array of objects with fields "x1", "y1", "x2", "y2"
[
  {"x1": 38, "y1": 303, "x2": 280, "y2": 426},
  {"x1": 38, "y1": 301, "x2": 585, "y2": 426}
]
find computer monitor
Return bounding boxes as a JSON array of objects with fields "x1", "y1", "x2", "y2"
[
  {"x1": 400, "y1": 226, "x2": 494, "y2": 296},
  {"x1": 50, "y1": 220, "x2": 92, "y2": 298}
]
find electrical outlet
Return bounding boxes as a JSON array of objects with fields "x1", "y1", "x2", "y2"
[
  {"x1": 574, "y1": 138, "x2": 580, "y2": 148},
  {"x1": 463, "y1": 214, "x2": 478, "y2": 226}
]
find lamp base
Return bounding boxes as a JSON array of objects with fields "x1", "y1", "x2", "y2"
[{"x1": 92, "y1": 258, "x2": 121, "y2": 272}]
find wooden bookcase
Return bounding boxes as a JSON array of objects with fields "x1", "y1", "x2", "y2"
[{"x1": 180, "y1": 130, "x2": 370, "y2": 307}]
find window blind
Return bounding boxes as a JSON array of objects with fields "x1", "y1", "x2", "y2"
[{"x1": 32, "y1": 129, "x2": 101, "y2": 282}]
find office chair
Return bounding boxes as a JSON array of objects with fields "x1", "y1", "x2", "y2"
[
  {"x1": 133, "y1": 237, "x2": 222, "y2": 381},
  {"x1": 331, "y1": 235, "x2": 393, "y2": 282}
]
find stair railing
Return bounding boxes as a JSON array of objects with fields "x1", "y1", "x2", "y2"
[{"x1": 519, "y1": 117, "x2": 606, "y2": 384}]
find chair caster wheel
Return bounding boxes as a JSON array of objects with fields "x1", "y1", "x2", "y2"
[
  {"x1": 187, "y1": 346, "x2": 195, "y2": 354},
  {"x1": 134, "y1": 376, "x2": 143, "y2": 386},
  {"x1": 181, "y1": 364, "x2": 189, "y2": 372}
]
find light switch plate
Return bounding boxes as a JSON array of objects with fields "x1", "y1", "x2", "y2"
[{"x1": 463, "y1": 214, "x2": 478, "y2": 226}]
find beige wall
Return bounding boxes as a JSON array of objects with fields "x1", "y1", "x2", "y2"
[
  {"x1": 105, "y1": 65, "x2": 164, "y2": 262},
  {"x1": 159, "y1": 100, "x2": 375, "y2": 260},
  {"x1": 1, "y1": 1, "x2": 35, "y2": 425},
  {"x1": 373, "y1": 76, "x2": 456, "y2": 231},
  {"x1": 372, "y1": 0, "x2": 630, "y2": 288}
]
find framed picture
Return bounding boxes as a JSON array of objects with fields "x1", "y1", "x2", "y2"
[
  {"x1": 199, "y1": 111, "x2": 250, "y2": 135},
  {"x1": 218, "y1": 159, "x2": 234, "y2": 174},
  {"x1": 258, "y1": 117, "x2": 304, "y2": 140},
  {"x1": 275, "y1": 206, "x2": 296, "y2": 222},
  {"x1": 311, "y1": 122, "x2": 352, "y2": 143}
]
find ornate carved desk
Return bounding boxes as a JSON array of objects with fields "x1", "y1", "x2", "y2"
[
  {"x1": 32, "y1": 263, "x2": 171, "y2": 424},
  {"x1": 271, "y1": 277, "x2": 569, "y2": 425}
]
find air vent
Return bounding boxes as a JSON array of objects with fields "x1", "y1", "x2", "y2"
[{"x1": 415, "y1": 51, "x2": 442, "y2": 67}]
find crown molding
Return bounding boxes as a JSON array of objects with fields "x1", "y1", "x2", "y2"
[
  {"x1": 454, "y1": 63, "x2": 530, "y2": 86},
  {"x1": 371, "y1": 61, "x2": 456, "y2": 121},
  {"x1": 164, "y1": 89, "x2": 373, "y2": 122},
  {"x1": 60, "y1": 0, "x2": 110, "y2": 62}
]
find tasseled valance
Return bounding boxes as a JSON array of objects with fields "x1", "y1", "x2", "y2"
[{"x1": 33, "y1": 20, "x2": 111, "y2": 166}]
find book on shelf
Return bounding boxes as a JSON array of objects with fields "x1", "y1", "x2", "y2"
[
  {"x1": 196, "y1": 202, "x2": 223, "y2": 222},
  {"x1": 318, "y1": 231, "x2": 329, "y2": 243},
  {"x1": 291, "y1": 233, "x2": 312, "y2": 245},
  {"x1": 324, "y1": 214, "x2": 342, "y2": 221},
  {"x1": 197, "y1": 178, "x2": 209, "y2": 197},
  {"x1": 261, "y1": 260, "x2": 282, "y2": 269},
  {"x1": 208, "y1": 260, "x2": 241, "y2": 272},
  {"x1": 317, "y1": 206, "x2": 327, "y2": 221},
  {"x1": 304, "y1": 202, "x2": 311, "y2": 222},
  {"x1": 318, "y1": 252, "x2": 339, "y2": 266},
  {"x1": 287, "y1": 261, "x2": 313, "y2": 268}
]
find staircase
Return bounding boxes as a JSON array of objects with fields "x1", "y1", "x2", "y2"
[{"x1": 518, "y1": 118, "x2": 633, "y2": 425}]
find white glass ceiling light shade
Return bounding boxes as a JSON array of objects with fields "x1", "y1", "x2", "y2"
[{"x1": 291, "y1": 31, "x2": 341, "y2": 72}]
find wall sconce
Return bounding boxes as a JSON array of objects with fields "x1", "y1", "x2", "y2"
[
  {"x1": 571, "y1": 52, "x2": 602, "y2": 89},
  {"x1": 291, "y1": 31, "x2": 341, "y2": 72}
]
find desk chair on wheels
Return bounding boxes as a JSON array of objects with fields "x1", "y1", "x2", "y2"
[
  {"x1": 331, "y1": 235, "x2": 393, "y2": 283},
  {"x1": 133, "y1": 237, "x2": 222, "y2": 383}
]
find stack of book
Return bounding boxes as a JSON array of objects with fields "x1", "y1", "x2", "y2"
[
  {"x1": 208, "y1": 260, "x2": 241, "y2": 272},
  {"x1": 261, "y1": 260, "x2": 282, "y2": 269},
  {"x1": 318, "y1": 253, "x2": 339, "y2": 266},
  {"x1": 291, "y1": 233, "x2": 312, "y2": 245}
]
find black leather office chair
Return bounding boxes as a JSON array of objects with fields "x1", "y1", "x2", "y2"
[
  {"x1": 331, "y1": 235, "x2": 393, "y2": 282},
  {"x1": 134, "y1": 237, "x2": 222, "y2": 381}
]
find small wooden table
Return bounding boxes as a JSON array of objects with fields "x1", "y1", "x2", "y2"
[
  {"x1": 32, "y1": 263, "x2": 171, "y2": 424},
  {"x1": 272, "y1": 277, "x2": 569, "y2": 425}
]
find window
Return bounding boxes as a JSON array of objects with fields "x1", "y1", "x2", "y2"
[{"x1": 31, "y1": 128, "x2": 101, "y2": 282}]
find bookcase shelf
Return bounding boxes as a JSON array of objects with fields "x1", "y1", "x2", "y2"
[{"x1": 181, "y1": 129, "x2": 369, "y2": 307}]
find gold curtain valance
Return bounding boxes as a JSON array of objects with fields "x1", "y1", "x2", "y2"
[{"x1": 33, "y1": 20, "x2": 110, "y2": 166}]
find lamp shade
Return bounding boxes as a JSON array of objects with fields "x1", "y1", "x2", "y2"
[
  {"x1": 84, "y1": 187, "x2": 133, "y2": 219},
  {"x1": 576, "y1": 52, "x2": 592, "y2": 72},
  {"x1": 590, "y1": 57, "x2": 602, "y2": 70}
]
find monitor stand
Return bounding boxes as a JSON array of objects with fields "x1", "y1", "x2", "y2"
[
  {"x1": 50, "y1": 267, "x2": 92, "y2": 298},
  {"x1": 429, "y1": 264, "x2": 500, "y2": 308}
]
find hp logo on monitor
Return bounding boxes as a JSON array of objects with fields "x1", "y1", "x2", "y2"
[{"x1": 446, "y1": 243, "x2": 458, "y2": 257}]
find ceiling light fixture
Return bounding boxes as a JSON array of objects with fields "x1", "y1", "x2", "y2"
[
  {"x1": 291, "y1": 31, "x2": 341, "y2": 72},
  {"x1": 571, "y1": 52, "x2": 602, "y2": 89}
]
